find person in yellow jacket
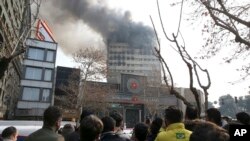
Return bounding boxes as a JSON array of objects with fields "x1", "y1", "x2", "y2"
[{"x1": 155, "y1": 106, "x2": 192, "y2": 141}]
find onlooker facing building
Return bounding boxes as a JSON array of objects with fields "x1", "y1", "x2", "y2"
[
  {"x1": 185, "y1": 106, "x2": 198, "y2": 120},
  {"x1": 132, "y1": 123, "x2": 148, "y2": 141},
  {"x1": 25, "y1": 106, "x2": 64, "y2": 141},
  {"x1": 66, "y1": 108, "x2": 94, "y2": 141},
  {"x1": 1, "y1": 126, "x2": 18, "y2": 141},
  {"x1": 184, "y1": 106, "x2": 200, "y2": 131},
  {"x1": 155, "y1": 106, "x2": 192, "y2": 141},
  {"x1": 206, "y1": 108, "x2": 222, "y2": 127},
  {"x1": 101, "y1": 116, "x2": 129, "y2": 141},
  {"x1": 110, "y1": 111, "x2": 130, "y2": 140},
  {"x1": 236, "y1": 112, "x2": 250, "y2": 125},
  {"x1": 80, "y1": 115, "x2": 103, "y2": 141},
  {"x1": 61, "y1": 124, "x2": 75, "y2": 140},
  {"x1": 146, "y1": 117, "x2": 163, "y2": 141}
]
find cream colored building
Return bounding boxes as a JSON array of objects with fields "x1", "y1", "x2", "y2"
[{"x1": 0, "y1": 0, "x2": 31, "y2": 119}]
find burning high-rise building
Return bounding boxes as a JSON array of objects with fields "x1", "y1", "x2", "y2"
[{"x1": 107, "y1": 42, "x2": 161, "y2": 85}]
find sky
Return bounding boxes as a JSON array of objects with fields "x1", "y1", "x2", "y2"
[{"x1": 39, "y1": 0, "x2": 250, "y2": 104}]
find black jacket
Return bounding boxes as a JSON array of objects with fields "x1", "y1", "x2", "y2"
[{"x1": 101, "y1": 132, "x2": 130, "y2": 141}]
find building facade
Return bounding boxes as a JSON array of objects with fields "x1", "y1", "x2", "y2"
[
  {"x1": 107, "y1": 43, "x2": 161, "y2": 85},
  {"x1": 15, "y1": 38, "x2": 57, "y2": 118},
  {"x1": 0, "y1": 0, "x2": 31, "y2": 119},
  {"x1": 54, "y1": 66, "x2": 80, "y2": 120}
]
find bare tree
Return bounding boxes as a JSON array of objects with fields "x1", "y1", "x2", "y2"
[
  {"x1": 172, "y1": 0, "x2": 250, "y2": 80},
  {"x1": 81, "y1": 81, "x2": 115, "y2": 116},
  {"x1": 72, "y1": 47, "x2": 107, "y2": 113},
  {"x1": 150, "y1": 0, "x2": 211, "y2": 116},
  {"x1": 144, "y1": 98, "x2": 159, "y2": 119}
]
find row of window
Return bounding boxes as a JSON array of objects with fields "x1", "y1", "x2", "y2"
[
  {"x1": 22, "y1": 87, "x2": 50, "y2": 102},
  {"x1": 27, "y1": 47, "x2": 55, "y2": 62},
  {"x1": 109, "y1": 56, "x2": 158, "y2": 61},
  {"x1": 25, "y1": 66, "x2": 53, "y2": 81},
  {"x1": 109, "y1": 69, "x2": 144, "y2": 73},
  {"x1": 109, "y1": 51, "x2": 153, "y2": 55},
  {"x1": 109, "y1": 63, "x2": 158, "y2": 67}
]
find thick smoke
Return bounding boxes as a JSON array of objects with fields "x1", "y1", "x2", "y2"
[{"x1": 40, "y1": 0, "x2": 155, "y2": 52}]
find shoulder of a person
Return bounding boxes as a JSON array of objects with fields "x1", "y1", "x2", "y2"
[
  {"x1": 155, "y1": 131, "x2": 168, "y2": 139},
  {"x1": 67, "y1": 131, "x2": 80, "y2": 140},
  {"x1": 115, "y1": 136, "x2": 130, "y2": 141},
  {"x1": 57, "y1": 134, "x2": 65, "y2": 141}
]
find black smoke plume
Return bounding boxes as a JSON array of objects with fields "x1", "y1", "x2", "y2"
[{"x1": 41, "y1": 0, "x2": 155, "y2": 50}]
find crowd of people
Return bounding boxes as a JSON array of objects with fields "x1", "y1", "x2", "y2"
[{"x1": 1, "y1": 106, "x2": 250, "y2": 141}]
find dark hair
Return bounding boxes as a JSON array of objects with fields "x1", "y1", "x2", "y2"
[
  {"x1": 147, "y1": 117, "x2": 163, "y2": 141},
  {"x1": 236, "y1": 112, "x2": 250, "y2": 125},
  {"x1": 80, "y1": 115, "x2": 103, "y2": 141},
  {"x1": 109, "y1": 111, "x2": 123, "y2": 127},
  {"x1": 185, "y1": 106, "x2": 198, "y2": 120},
  {"x1": 80, "y1": 108, "x2": 94, "y2": 122},
  {"x1": 62, "y1": 124, "x2": 74, "y2": 137},
  {"x1": 206, "y1": 108, "x2": 222, "y2": 126},
  {"x1": 134, "y1": 123, "x2": 148, "y2": 141},
  {"x1": 101, "y1": 116, "x2": 115, "y2": 133},
  {"x1": 43, "y1": 106, "x2": 62, "y2": 127},
  {"x1": 1, "y1": 126, "x2": 17, "y2": 138},
  {"x1": 190, "y1": 121, "x2": 229, "y2": 141},
  {"x1": 150, "y1": 117, "x2": 163, "y2": 135},
  {"x1": 165, "y1": 106, "x2": 183, "y2": 124}
]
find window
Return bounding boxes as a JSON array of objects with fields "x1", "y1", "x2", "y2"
[
  {"x1": 46, "y1": 50, "x2": 54, "y2": 62},
  {"x1": 25, "y1": 67, "x2": 42, "y2": 80},
  {"x1": 42, "y1": 89, "x2": 50, "y2": 102},
  {"x1": 28, "y1": 48, "x2": 44, "y2": 61},
  {"x1": 44, "y1": 69, "x2": 52, "y2": 81},
  {"x1": 22, "y1": 87, "x2": 40, "y2": 101}
]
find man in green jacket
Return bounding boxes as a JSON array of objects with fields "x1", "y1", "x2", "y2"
[
  {"x1": 155, "y1": 106, "x2": 192, "y2": 141},
  {"x1": 25, "y1": 106, "x2": 64, "y2": 141}
]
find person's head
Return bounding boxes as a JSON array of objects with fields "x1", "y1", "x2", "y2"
[
  {"x1": 150, "y1": 117, "x2": 163, "y2": 135},
  {"x1": 80, "y1": 115, "x2": 103, "y2": 141},
  {"x1": 62, "y1": 124, "x2": 75, "y2": 137},
  {"x1": 236, "y1": 112, "x2": 250, "y2": 125},
  {"x1": 80, "y1": 108, "x2": 94, "y2": 122},
  {"x1": 43, "y1": 106, "x2": 62, "y2": 131},
  {"x1": 185, "y1": 106, "x2": 198, "y2": 120},
  {"x1": 190, "y1": 121, "x2": 229, "y2": 141},
  {"x1": 101, "y1": 116, "x2": 116, "y2": 133},
  {"x1": 133, "y1": 123, "x2": 148, "y2": 141},
  {"x1": 206, "y1": 108, "x2": 222, "y2": 126},
  {"x1": 164, "y1": 106, "x2": 183, "y2": 126},
  {"x1": 1, "y1": 126, "x2": 18, "y2": 141},
  {"x1": 109, "y1": 111, "x2": 123, "y2": 128}
]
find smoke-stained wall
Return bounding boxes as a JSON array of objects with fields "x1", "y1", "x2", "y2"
[{"x1": 40, "y1": 0, "x2": 155, "y2": 54}]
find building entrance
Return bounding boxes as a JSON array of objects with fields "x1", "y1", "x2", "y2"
[{"x1": 125, "y1": 108, "x2": 140, "y2": 128}]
